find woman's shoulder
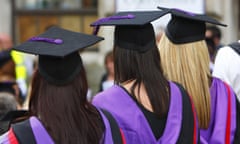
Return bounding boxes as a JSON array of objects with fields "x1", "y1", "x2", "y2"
[
  {"x1": 169, "y1": 81, "x2": 190, "y2": 98},
  {"x1": 211, "y1": 77, "x2": 235, "y2": 93},
  {"x1": 0, "y1": 116, "x2": 54, "y2": 144},
  {"x1": 93, "y1": 85, "x2": 124, "y2": 104}
]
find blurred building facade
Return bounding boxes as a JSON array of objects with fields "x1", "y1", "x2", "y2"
[
  {"x1": 98, "y1": 0, "x2": 240, "y2": 51},
  {"x1": 206, "y1": 0, "x2": 239, "y2": 45},
  {"x1": 0, "y1": 0, "x2": 239, "y2": 51},
  {"x1": 0, "y1": 0, "x2": 239, "y2": 95}
]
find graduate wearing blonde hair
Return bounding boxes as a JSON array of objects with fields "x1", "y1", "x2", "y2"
[{"x1": 158, "y1": 7, "x2": 240, "y2": 143}]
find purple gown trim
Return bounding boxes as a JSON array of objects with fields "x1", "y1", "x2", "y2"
[
  {"x1": 0, "y1": 117, "x2": 54, "y2": 144},
  {"x1": 30, "y1": 114, "x2": 114, "y2": 144},
  {"x1": 0, "y1": 131, "x2": 9, "y2": 143},
  {"x1": 0, "y1": 115, "x2": 113, "y2": 144},
  {"x1": 159, "y1": 82, "x2": 182, "y2": 143},
  {"x1": 29, "y1": 116, "x2": 54, "y2": 144},
  {"x1": 200, "y1": 77, "x2": 237, "y2": 143},
  {"x1": 93, "y1": 82, "x2": 183, "y2": 144},
  {"x1": 98, "y1": 109, "x2": 114, "y2": 144}
]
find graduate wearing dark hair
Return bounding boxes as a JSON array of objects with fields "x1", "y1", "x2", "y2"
[
  {"x1": 91, "y1": 11, "x2": 199, "y2": 144},
  {"x1": 0, "y1": 27, "x2": 126, "y2": 144},
  {"x1": 157, "y1": 7, "x2": 240, "y2": 143}
]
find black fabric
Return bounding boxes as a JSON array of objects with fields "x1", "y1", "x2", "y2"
[
  {"x1": 13, "y1": 26, "x2": 103, "y2": 85},
  {"x1": 114, "y1": 24, "x2": 156, "y2": 53},
  {"x1": 119, "y1": 85, "x2": 167, "y2": 139},
  {"x1": 90, "y1": 11, "x2": 169, "y2": 26},
  {"x1": 0, "y1": 110, "x2": 29, "y2": 135},
  {"x1": 119, "y1": 83, "x2": 199, "y2": 143},
  {"x1": 38, "y1": 52, "x2": 82, "y2": 85},
  {"x1": 12, "y1": 119, "x2": 36, "y2": 144},
  {"x1": 229, "y1": 42, "x2": 240, "y2": 55},
  {"x1": 90, "y1": 11, "x2": 169, "y2": 52},
  {"x1": 158, "y1": 7, "x2": 226, "y2": 26},
  {"x1": 0, "y1": 110, "x2": 28, "y2": 121},
  {"x1": 234, "y1": 97, "x2": 240, "y2": 144},
  {"x1": 157, "y1": 7, "x2": 226, "y2": 44},
  {"x1": 0, "y1": 121, "x2": 9, "y2": 135},
  {"x1": 165, "y1": 18, "x2": 206, "y2": 44},
  {"x1": 137, "y1": 103, "x2": 167, "y2": 139},
  {"x1": 174, "y1": 83, "x2": 199, "y2": 144},
  {"x1": 100, "y1": 108, "x2": 123, "y2": 144},
  {"x1": 13, "y1": 26, "x2": 104, "y2": 57}
]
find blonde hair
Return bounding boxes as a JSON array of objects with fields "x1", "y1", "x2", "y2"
[{"x1": 158, "y1": 33, "x2": 211, "y2": 129}]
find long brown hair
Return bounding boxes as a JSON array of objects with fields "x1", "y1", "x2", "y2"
[
  {"x1": 114, "y1": 45, "x2": 169, "y2": 116},
  {"x1": 29, "y1": 65, "x2": 104, "y2": 143}
]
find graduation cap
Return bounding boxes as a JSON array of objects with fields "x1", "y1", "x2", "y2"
[
  {"x1": 13, "y1": 26, "x2": 104, "y2": 85},
  {"x1": 157, "y1": 7, "x2": 227, "y2": 44},
  {"x1": 90, "y1": 10, "x2": 170, "y2": 53}
]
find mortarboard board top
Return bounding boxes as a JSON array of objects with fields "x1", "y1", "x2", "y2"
[
  {"x1": 158, "y1": 7, "x2": 226, "y2": 27},
  {"x1": 91, "y1": 10, "x2": 170, "y2": 27},
  {"x1": 91, "y1": 11, "x2": 170, "y2": 53},
  {"x1": 13, "y1": 26, "x2": 104, "y2": 57},
  {"x1": 157, "y1": 7, "x2": 227, "y2": 44},
  {"x1": 13, "y1": 26, "x2": 104, "y2": 85}
]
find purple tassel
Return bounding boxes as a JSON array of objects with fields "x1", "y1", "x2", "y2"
[
  {"x1": 29, "y1": 37, "x2": 63, "y2": 44},
  {"x1": 92, "y1": 14, "x2": 135, "y2": 35},
  {"x1": 172, "y1": 8, "x2": 196, "y2": 16}
]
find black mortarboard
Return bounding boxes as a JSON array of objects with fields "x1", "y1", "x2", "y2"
[
  {"x1": 90, "y1": 11, "x2": 170, "y2": 53},
  {"x1": 157, "y1": 7, "x2": 227, "y2": 44},
  {"x1": 13, "y1": 26, "x2": 104, "y2": 85}
]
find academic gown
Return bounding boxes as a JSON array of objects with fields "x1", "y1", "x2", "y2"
[
  {"x1": 0, "y1": 111, "x2": 118, "y2": 144},
  {"x1": 93, "y1": 81, "x2": 199, "y2": 144},
  {"x1": 200, "y1": 77, "x2": 240, "y2": 144}
]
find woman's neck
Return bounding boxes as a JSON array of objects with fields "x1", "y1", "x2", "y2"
[{"x1": 121, "y1": 80, "x2": 153, "y2": 112}]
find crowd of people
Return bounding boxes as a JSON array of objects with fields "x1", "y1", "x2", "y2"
[{"x1": 0, "y1": 6, "x2": 239, "y2": 144}]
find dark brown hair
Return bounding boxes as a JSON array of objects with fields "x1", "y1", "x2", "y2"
[
  {"x1": 29, "y1": 64, "x2": 104, "y2": 143},
  {"x1": 113, "y1": 45, "x2": 169, "y2": 116}
]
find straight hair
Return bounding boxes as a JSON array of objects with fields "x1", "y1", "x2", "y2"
[
  {"x1": 29, "y1": 65, "x2": 104, "y2": 143},
  {"x1": 113, "y1": 45, "x2": 170, "y2": 116},
  {"x1": 158, "y1": 33, "x2": 211, "y2": 129}
]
